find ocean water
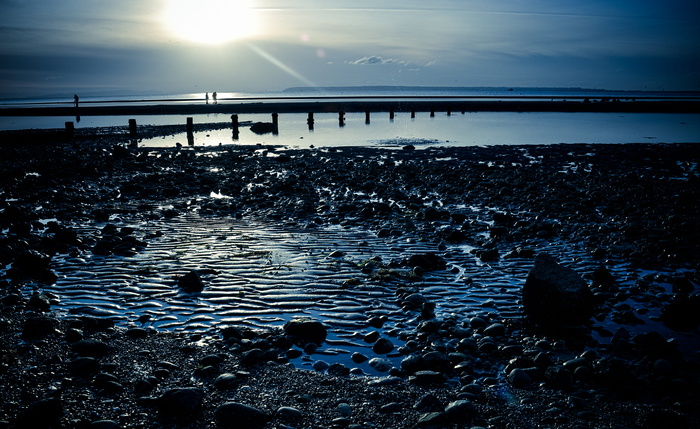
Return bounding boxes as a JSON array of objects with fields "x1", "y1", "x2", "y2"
[{"x1": 1, "y1": 88, "x2": 698, "y2": 147}]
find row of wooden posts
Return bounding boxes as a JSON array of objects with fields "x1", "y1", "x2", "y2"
[{"x1": 64, "y1": 109, "x2": 455, "y2": 138}]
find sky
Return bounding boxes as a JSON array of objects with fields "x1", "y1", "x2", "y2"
[{"x1": 0, "y1": 0, "x2": 699, "y2": 98}]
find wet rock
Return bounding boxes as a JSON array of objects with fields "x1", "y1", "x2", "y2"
[
  {"x1": 661, "y1": 295, "x2": 700, "y2": 331},
  {"x1": 508, "y1": 368, "x2": 533, "y2": 388},
  {"x1": 155, "y1": 387, "x2": 204, "y2": 417},
  {"x1": 372, "y1": 337, "x2": 394, "y2": 354},
  {"x1": 483, "y1": 322, "x2": 506, "y2": 337},
  {"x1": 250, "y1": 122, "x2": 277, "y2": 135},
  {"x1": 22, "y1": 316, "x2": 58, "y2": 338},
  {"x1": 416, "y1": 411, "x2": 447, "y2": 427},
  {"x1": 414, "y1": 393, "x2": 443, "y2": 412},
  {"x1": 88, "y1": 420, "x2": 121, "y2": 429},
  {"x1": 368, "y1": 358, "x2": 392, "y2": 372},
  {"x1": 16, "y1": 397, "x2": 63, "y2": 428},
  {"x1": 522, "y1": 253, "x2": 594, "y2": 325},
  {"x1": 214, "y1": 373, "x2": 238, "y2": 390},
  {"x1": 276, "y1": 406, "x2": 303, "y2": 423},
  {"x1": 28, "y1": 292, "x2": 51, "y2": 312},
  {"x1": 72, "y1": 339, "x2": 111, "y2": 357},
  {"x1": 409, "y1": 370, "x2": 446, "y2": 385},
  {"x1": 406, "y1": 252, "x2": 446, "y2": 271},
  {"x1": 69, "y1": 357, "x2": 101, "y2": 376},
  {"x1": 544, "y1": 365, "x2": 573, "y2": 390},
  {"x1": 351, "y1": 352, "x2": 368, "y2": 363},
  {"x1": 402, "y1": 293, "x2": 428, "y2": 310},
  {"x1": 477, "y1": 248, "x2": 500, "y2": 262},
  {"x1": 215, "y1": 402, "x2": 270, "y2": 428},
  {"x1": 283, "y1": 317, "x2": 328, "y2": 344},
  {"x1": 444, "y1": 399, "x2": 477, "y2": 423},
  {"x1": 177, "y1": 270, "x2": 205, "y2": 293},
  {"x1": 328, "y1": 362, "x2": 350, "y2": 376}
]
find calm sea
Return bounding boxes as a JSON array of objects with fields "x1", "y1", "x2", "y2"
[{"x1": 1, "y1": 88, "x2": 698, "y2": 147}]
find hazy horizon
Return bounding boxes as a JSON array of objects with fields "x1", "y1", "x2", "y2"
[{"x1": 1, "y1": 1, "x2": 699, "y2": 99}]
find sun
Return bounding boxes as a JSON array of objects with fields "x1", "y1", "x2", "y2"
[{"x1": 163, "y1": 0, "x2": 258, "y2": 45}]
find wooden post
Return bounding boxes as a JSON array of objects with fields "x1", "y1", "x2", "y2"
[
  {"x1": 186, "y1": 117, "x2": 194, "y2": 134},
  {"x1": 272, "y1": 113, "x2": 278, "y2": 126},
  {"x1": 389, "y1": 110, "x2": 395, "y2": 120},
  {"x1": 447, "y1": 110, "x2": 451, "y2": 116},
  {"x1": 411, "y1": 110, "x2": 416, "y2": 119},
  {"x1": 430, "y1": 109, "x2": 435, "y2": 117},
  {"x1": 339, "y1": 111, "x2": 345, "y2": 127},
  {"x1": 231, "y1": 114, "x2": 238, "y2": 128},
  {"x1": 365, "y1": 111, "x2": 370, "y2": 124},
  {"x1": 128, "y1": 119, "x2": 137, "y2": 137},
  {"x1": 65, "y1": 121, "x2": 74, "y2": 138},
  {"x1": 307, "y1": 112, "x2": 315, "y2": 131}
]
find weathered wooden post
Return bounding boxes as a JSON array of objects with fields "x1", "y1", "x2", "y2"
[
  {"x1": 307, "y1": 112, "x2": 315, "y2": 130},
  {"x1": 65, "y1": 121, "x2": 74, "y2": 138},
  {"x1": 271, "y1": 113, "x2": 279, "y2": 135},
  {"x1": 447, "y1": 110, "x2": 451, "y2": 116},
  {"x1": 389, "y1": 110, "x2": 395, "y2": 120},
  {"x1": 186, "y1": 117, "x2": 194, "y2": 145},
  {"x1": 411, "y1": 110, "x2": 416, "y2": 119},
  {"x1": 231, "y1": 114, "x2": 239, "y2": 140},
  {"x1": 129, "y1": 119, "x2": 137, "y2": 138},
  {"x1": 430, "y1": 109, "x2": 435, "y2": 117},
  {"x1": 339, "y1": 111, "x2": 345, "y2": 127},
  {"x1": 365, "y1": 111, "x2": 370, "y2": 124}
]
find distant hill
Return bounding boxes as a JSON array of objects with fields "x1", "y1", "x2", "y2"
[{"x1": 282, "y1": 86, "x2": 609, "y2": 93}]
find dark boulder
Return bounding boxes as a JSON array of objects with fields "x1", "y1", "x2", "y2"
[
  {"x1": 215, "y1": 402, "x2": 270, "y2": 428},
  {"x1": 250, "y1": 122, "x2": 277, "y2": 135},
  {"x1": 283, "y1": 317, "x2": 328, "y2": 344},
  {"x1": 522, "y1": 253, "x2": 594, "y2": 325},
  {"x1": 661, "y1": 295, "x2": 700, "y2": 331},
  {"x1": 155, "y1": 387, "x2": 204, "y2": 417},
  {"x1": 16, "y1": 397, "x2": 63, "y2": 428},
  {"x1": 177, "y1": 270, "x2": 205, "y2": 293}
]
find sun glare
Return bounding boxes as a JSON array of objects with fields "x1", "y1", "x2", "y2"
[{"x1": 163, "y1": 0, "x2": 257, "y2": 45}]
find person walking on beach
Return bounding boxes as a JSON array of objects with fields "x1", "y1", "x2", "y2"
[
  {"x1": 205, "y1": 92, "x2": 209, "y2": 104},
  {"x1": 74, "y1": 94, "x2": 79, "y2": 108},
  {"x1": 213, "y1": 92, "x2": 217, "y2": 104}
]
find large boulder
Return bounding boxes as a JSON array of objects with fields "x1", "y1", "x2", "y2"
[
  {"x1": 522, "y1": 253, "x2": 594, "y2": 325},
  {"x1": 283, "y1": 317, "x2": 328, "y2": 345}
]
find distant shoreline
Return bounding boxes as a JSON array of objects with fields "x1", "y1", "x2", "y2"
[{"x1": 1, "y1": 99, "x2": 699, "y2": 117}]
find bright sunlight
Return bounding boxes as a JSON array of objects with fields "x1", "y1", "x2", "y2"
[{"x1": 163, "y1": 0, "x2": 258, "y2": 45}]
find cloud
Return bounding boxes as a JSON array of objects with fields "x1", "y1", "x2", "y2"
[{"x1": 349, "y1": 55, "x2": 396, "y2": 65}]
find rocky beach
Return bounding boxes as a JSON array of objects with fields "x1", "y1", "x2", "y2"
[{"x1": 1, "y1": 124, "x2": 699, "y2": 429}]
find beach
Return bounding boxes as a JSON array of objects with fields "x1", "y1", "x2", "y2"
[{"x1": 1, "y1": 124, "x2": 699, "y2": 428}]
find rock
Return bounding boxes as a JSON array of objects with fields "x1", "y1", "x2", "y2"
[
  {"x1": 156, "y1": 387, "x2": 204, "y2": 417},
  {"x1": 380, "y1": 402, "x2": 403, "y2": 413},
  {"x1": 444, "y1": 399, "x2": 477, "y2": 423},
  {"x1": 372, "y1": 337, "x2": 394, "y2": 354},
  {"x1": 69, "y1": 357, "x2": 101, "y2": 376},
  {"x1": 409, "y1": 370, "x2": 446, "y2": 385},
  {"x1": 544, "y1": 366, "x2": 573, "y2": 390},
  {"x1": 368, "y1": 358, "x2": 392, "y2": 372},
  {"x1": 351, "y1": 352, "x2": 368, "y2": 363},
  {"x1": 215, "y1": 402, "x2": 270, "y2": 428},
  {"x1": 283, "y1": 317, "x2": 328, "y2": 344},
  {"x1": 508, "y1": 368, "x2": 532, "y2": 388},
  {"x1": 177, "y1": 270, "x2": 205, "y2": 293},
  {"x1": 16, "y1": 398, "x2": 63, "y2": 428},
  {"x1": 416, "y1": 412, "x2": 447, "y2": 427},
  {"x1": 276, "y1": 406, "x2": 303, "y2": 423},
  {"x1": 661, "y1": 295, "x2": 700, "y2": 331},
  {"x1": 522, "y1": 253, "x2": 594, "y2": 324},
  {"x1": 88, "y1": 420, "x2": 121, "y2": 429},
  {"x1": 214, "y1": 373, "x2": 238, "y2": 390},
  {"x1": 28, "y1": 292, "x2": 51, "y2": 311},
  {"x1": 414, "y1": 393, "x2": 443, "y2": 412},
  {"x1": 478, "y1": 248, "x2": 500, "y2": 262},
  {"x1": 313, "y1": 360, "x2": 330, "y2": 371},
  {"x1": 402, "y1": 293, "x2": 428, "y2": 310},
  {"x1": 483, "y1": 323, "x2": 506, "y2": 336},
  {"x1": 22, "y1": 316, "x2": 58, "y2": 338},
  {"x1": 72, "y1": 339, "x2": 111, "y2": 357},
  {"x1": 250, "y1": 122, "x2": 277, "y2": 135},
  {"x1": 407, "y1": 253, "x2": 446, "y2": 271},
  {"x1": 328, "y1": 363, "x2": 350, "y2": 376}
]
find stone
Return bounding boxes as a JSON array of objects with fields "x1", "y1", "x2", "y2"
[
  {"x1": 22, "y1": 316, "x2": 58, "y2": 338},
  {"x1": 215, "y1": 402, "x2": 270, "y2": 428},
  {"x1": 522, "y1": 253, "x2": 594, "y2": 324},
  {"x1": 283, "y1": 317, "x2": 328, "y2": 344},
  {"x1": 69, "y1": 357, "x2": 100, "y2": 376},
  {"x1": 444, "y1": 399, "x2": 477, "y2": 423},
  {"x1": 156, "y1": 387, "x2": 204, "y2": 417},
  {"x1": 409, "y1": 370, "x2": 446, "y2": 385},
  {"x1": 177, "y1": 270, "x2": 205, "y2": 293},
  {"x1": 214, "y1": 373, "x2": 238, "y2": 390},
  {"x1": 483, "y1": 323, "x2": 506, "y2": 336},
  {"x1": 372, "y1": 337, "x2": 394, "y2": 354},
  {"x1": 250, "y1": 122, "x2": 277, "y2": 135},
  {"x1": 72, "y1": 339, "x2": 111, "y2": 357},
  {"x1": 368, "y1": 358, "x2": 392, "y2": 372},
  {"x1": 661, "y1": 295, "x2": 700, "y2": 331},
  {"x1": 16, "y1": 398, "x2": 63, "y2": 428},
  {"x1": 88, "y1": 420, "x2": 121, "y2": 429},
  {"x1": 508, "y1": 368, "x2": 532, "y2": 388},
  {"x1": 276, "y1": 406, "x2": 303, "y2": 422}
]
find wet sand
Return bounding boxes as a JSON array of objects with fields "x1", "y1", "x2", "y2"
[{"x1": 1, "y1": 128, "x2": 699, "y2": 428}]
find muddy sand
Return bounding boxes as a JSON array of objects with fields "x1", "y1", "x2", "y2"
[{"x1": 1, "y1": 125, "x2": 699, "y2": 429}]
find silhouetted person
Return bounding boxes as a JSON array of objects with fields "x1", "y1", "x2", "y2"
[
  {"x1": 205, "y1": 92, "x2": 209, "y2": 104},
  {"x1": 212, "y1": 92, "x2": 217, "y2": 104},
  {"x1": 74, "y1": 94, "x2": 79, "y2": 108}
]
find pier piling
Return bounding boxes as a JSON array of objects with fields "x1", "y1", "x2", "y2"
[
  {"x1": 307, "y1": 112, "x2": 315, "y2": 131},
  {"x1": 128, "y1": 119, "x2": 137, "y2": 137},
  {"x1": 365, "y1": 111, "x2": 370, "y2": 124},
  {"x1": 339, "y1": 111, "x2": 345, "y2": 127},
  {"x1": 65, "y1": 121, "x2": 74, "y2": 138}
]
